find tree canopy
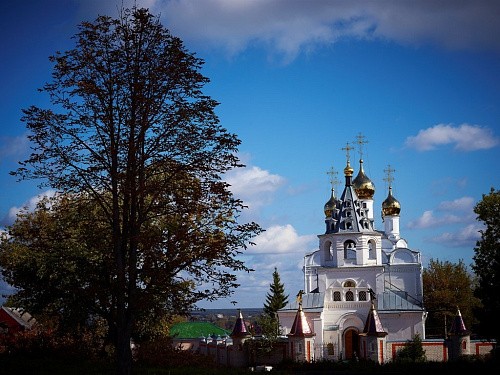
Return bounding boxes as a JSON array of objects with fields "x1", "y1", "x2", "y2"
[
  {"x1": 422, "y1": 258, "x2": 480, "y2": 338},
  {"x1": 1, "y1": 7, "x2": 261, "y2": 374},
  {"x1": 0, "y1": 195, "x2": 112, "y2": 333},
  {"x1": 472, "y1": 187, "x2": 500, "y2": 341}
]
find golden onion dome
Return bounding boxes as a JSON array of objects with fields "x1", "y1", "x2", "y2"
[
  {"x1": 344, "y1": 160, "x2": 354, "y2": 177},
  {"x1": 382, "y1": 187, "x2": 401, "y2": 216},
  {"x1": 353, "y1": 159, "x2": 375, "y2": 199},
  {"x1": 324, "y1": 189, "x2": 338, "y2": 218}
]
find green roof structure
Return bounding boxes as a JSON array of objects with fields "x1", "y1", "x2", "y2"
[{"x1": 169, "y1": 321, "x2": 231, "y2": 339}]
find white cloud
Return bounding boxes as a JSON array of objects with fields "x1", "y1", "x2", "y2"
[
  {"x1": 197, "y1": 223, "x2": 314, "y2": 309},
  {"x1": 76, "y1": 0, "x2": 158, "y2": 20},
  {"x1": 405, "y1": 124, "x2": 499, "y2": 151},
  {"x1": 429, "y1": 223, "x2": 482, "y2": 247},
  {"x1": 408, "y1": 195, "x2": 477, "y2": 229},
  {"x1": 225, "y1": 165, "x2": 286, "y2": 212},
  {"x1": 437, "y1": 197, "x2": 475, "y2": 212},
  {"x1": 1, "y1": 190, "x2": 56, "y2": 227},
  {"x1": 408, "y1": 210, "x2": 434, "y2": 229},
  {"x1": 199, "y1": 251, "x2": 305, "y2": 309},
  {"x1": 153, "y1": 0, "x2": 500, "y2": 61},
  {"x1": 219, "y1": 219, "x2": 317, "y2": 307},
  {"x1": 250, "y1": 224, "x2": 316, "y2": 254}
]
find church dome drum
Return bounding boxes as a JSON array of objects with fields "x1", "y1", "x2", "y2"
[
  {"x1": 324, "y1": 189, "x2": 338, "y2": 217},
  {"x1": 344, "y1": 161, "x2": 354, "y2": 177},
  {"x1": 353, "y1": 160, "x2": 375, "y2": 199},
  {"x1": 382, "y1": 186, "x2": 401, "y2": 216}
]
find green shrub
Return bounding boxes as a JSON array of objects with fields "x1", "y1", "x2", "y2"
[{"x1": 395, "y1": 333, "x2": 426, "y2": 363}]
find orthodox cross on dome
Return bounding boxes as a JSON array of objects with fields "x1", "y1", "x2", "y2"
[
  {"x1": 296, "y1": 289, "x2": 305, "y2": 305},
  {"x1": 383, "y1": 164, "x2": 396, "y2": 188},
  {"x1": 327, "y1": 165, "x2": 340, "y2": 193},
  {"x1": 354, "y1": 132, "x2": 368, "y2": 160},
  {"x1": 341, "y1": 142, "x2": 354, "y2": 163}
]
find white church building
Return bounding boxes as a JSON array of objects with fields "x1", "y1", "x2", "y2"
[
  {"x1": 190, "y1": 138, "x2": 493, "y2": 367},
  {"x1": 277, "y1": 139, "x2": 427, "y2": 361}
]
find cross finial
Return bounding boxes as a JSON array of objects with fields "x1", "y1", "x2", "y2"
[
  {"x1": 296, "y1": 290, "x2": 305, "y2": 305},
  {"x1": 327, "y1": 166, "x2": 340, "y2": 192},
  {"x1": 354, "y1": 133, "x2": 368, "y2": 160},
  {"x1": 341, "y1": 142, "x2": 354, "y2": 163},
  {"x1": 383, "y1": 164, "x2": 396, "y2": 188}
]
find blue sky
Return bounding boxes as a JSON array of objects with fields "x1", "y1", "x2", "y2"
[{"x1": 1, "y1": 0, "x2": 499, "y2": 309}]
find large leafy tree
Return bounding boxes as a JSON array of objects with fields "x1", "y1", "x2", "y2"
[
  {"x1": 3, "y1": 7, "x2": 261, "y2": 374},
  {"x1": 0, "y1": 195, "x2": 113, "y2": 335},
  {"x1": 423, "y1": 258, "x2": 480, "y2": 338},
  {"x1": 471, "y1": 187, "x2": 500, "y2": 341}
]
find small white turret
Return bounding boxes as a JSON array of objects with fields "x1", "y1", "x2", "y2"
[{"x1": 382, "y1": 165, "x2": 401, "y2": 242}]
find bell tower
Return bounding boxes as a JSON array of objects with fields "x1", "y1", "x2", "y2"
[{"x1": 320, "y1": 141, "x2": 382, "y2": 267}]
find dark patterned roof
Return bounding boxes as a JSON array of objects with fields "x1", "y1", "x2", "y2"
[
  {"x1": 449, "y1": 307, "x2": 468, "y2": 335},
  {"x1": 231, "y1": 309, "x2": 251, "y2": 338},
  {"x1": 288, "y1": 304, "x2": 315, "y2": 337},
  {"x1": 362, "y1": 302, "x2": 387, "y2": 337}
]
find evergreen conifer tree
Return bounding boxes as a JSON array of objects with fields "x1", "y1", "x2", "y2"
[
  {"x1": 263, "y1": 267, "x2": 289, "y2": 317},
  {"x1": 261, "y1": 267, "x2": 289, "y2": 338}
]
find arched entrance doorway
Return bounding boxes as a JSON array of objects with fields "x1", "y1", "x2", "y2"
[{"x1": 343, "y1": 328, "x2": 359, "y2": 359}]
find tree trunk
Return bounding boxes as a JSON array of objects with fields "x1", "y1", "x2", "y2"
[{"x1": 116, "y1": 326, "x2": 132, "y2": 375}]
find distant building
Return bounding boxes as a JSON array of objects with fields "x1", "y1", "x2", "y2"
[{"x1": 0, "y1": 306, "x2": 35, "y2": 337}]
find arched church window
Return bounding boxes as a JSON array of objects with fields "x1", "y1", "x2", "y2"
[
  {"x1": 344, "y1": 241, "x2": 356, "y2": 259},
  {"x1": 333, "y1": 291, "x2": 341, "y2": 301},
  {"x1": 368, "y1": 240, "x2": 376, "y2": 259},
  {"x1": 346, "y1": 291, "x2": 354, "y2": 301},
  {"x1": 324, "y1": 241, "x2": 332, "y2": 261},
  {"x1": 346, "y1": 210, "x2": 351, "y2": 217},
  {"x1": 346, "y1": 222, "x2": 352, "y2": 230},
  {"x1": 359, "y1": 291, "x2": 367, "y2": 301},
  {"x1": 343, "y1": 280, "x2": 355, "y2": 287}
]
